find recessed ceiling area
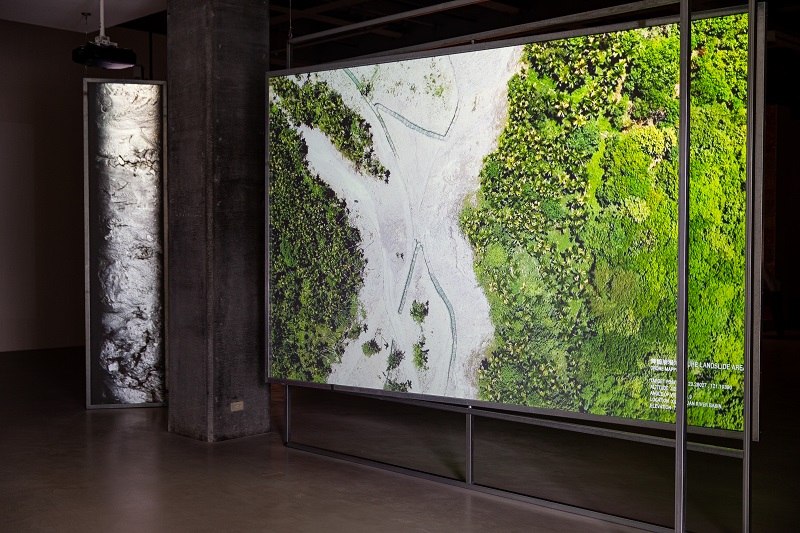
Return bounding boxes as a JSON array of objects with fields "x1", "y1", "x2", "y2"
[
  {"x1": 0, "y1": 0, "x2": 165, "y2": 33},
  {"x1": 267, "y1": 0, "x2": 800, "y2": 70},
  {"x1": 2, "y1": 0, "x2": 799, "y2": 70}
]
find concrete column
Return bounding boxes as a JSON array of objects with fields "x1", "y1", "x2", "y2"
[{"x1": 167, "y1": 0, "x2": 269, "y2": 441}]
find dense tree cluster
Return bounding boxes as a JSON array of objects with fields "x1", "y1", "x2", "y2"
[
  {"x1": 269, "y1": 104, "x2": 367, "y2": 383},
  {"x1": 461, "y1": 15, "x2": 747, "y2": 429},
  {"x1": 270, "y1": 76, "x2": 390, "y2": 182},
  {"x1": 362, "y1": 339, "x2": 382, "y2": 356}
]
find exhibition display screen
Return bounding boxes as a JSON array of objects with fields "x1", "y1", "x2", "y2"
[{"x1": 267, "y1": 12, "x2": 754, "y2": 432}]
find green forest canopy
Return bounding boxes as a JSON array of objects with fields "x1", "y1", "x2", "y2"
[
  {"x1": 268, "y1": 104, "x2": 368, "y2": 383},
  {"x1": 268, "y1": 71, "x2": 391, "y2": 383},
  {"x1": 461, "y1": 15, "x2": 748, "y2": 430}
]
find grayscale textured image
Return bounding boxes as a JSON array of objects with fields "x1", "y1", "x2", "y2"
[{"x1": 89, "y1": 83, "x2": 164, "y2": 404}]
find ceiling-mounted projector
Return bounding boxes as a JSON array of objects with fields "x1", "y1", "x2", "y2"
[
  {"x1": 72, "y1": 0, "x2": 136, "y2": 70},
  {"x1": 73, "y1": 38, "x2": 137, "y2": 69}
]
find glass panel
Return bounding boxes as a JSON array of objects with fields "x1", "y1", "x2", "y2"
[{"x1": 290, "y1": 387, "x2": 466, "y2": 480}]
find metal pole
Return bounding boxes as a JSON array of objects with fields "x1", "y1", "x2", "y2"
[
  {"x1": 750, "y1": 3, "x2": 766, "y2": 443},
  {"x1": 466, "y1": 406, "x2": 474, "y2": 484},
  {"x1": 285, "y1": 384, "x2": 292, "y2": 445},
  {"x1": 742, "y1": 2, "x2": 764, "y2": 531},
  {"x1": 675, "y1": 0, "x2": 691, "y2": 531},
  {"x1": 286, "y1": 42, "x2": 293, "y2": 69},
  {"x1": 84, "y1": 79, "x2": 92, "y2": 409},
  {"x1": 99, "y1": 0, "x2": 105, "y2": 37}
]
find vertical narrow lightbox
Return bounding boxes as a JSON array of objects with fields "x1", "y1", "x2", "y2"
[{"x1": 84, "y1": 79, "x2": 167, "y2": 408}]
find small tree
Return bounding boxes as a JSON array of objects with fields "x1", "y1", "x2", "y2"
[
  {"x1": 383, "y1": 377, "x2": 412, "y2": 392},
  {"x1": 410, "y1": 300, "x2": 429, "y2": 324},
  {"x1": 362, "y1": 339, "x2": 381, "y2": 356},
  {"x1": 386, "y1": 347, "x2": 404, "y2": 371},
  {"x1": 413, "y1": 335, "x2": 429, "y2": 370}
]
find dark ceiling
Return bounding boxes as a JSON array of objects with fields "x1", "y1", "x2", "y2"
[
  {"x1": 269, "y1": 0, "x2": 682, "y2": 69},
  {"x1": 119, "y1": 10, "x2": 168, "y2": 35},
  {"x1": 267, "y1": 0, "x2": 800, "y2": 70},
  {"x1": 118, "y1": 0, "x2": 800, "y2": 77}
]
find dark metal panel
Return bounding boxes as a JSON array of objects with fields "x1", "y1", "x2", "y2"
[
  {"x1": 284, "y1": 381, "x2": 744, "y2": 457},
  {"x1": 267, "y1": 375, "x2": 745, "y2": 440},
  {"x1": 285, "y1": 441, "x2": 674, "y2": 533}
]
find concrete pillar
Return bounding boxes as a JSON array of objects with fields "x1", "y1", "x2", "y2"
[{"x1": 166, "y1": 0, "x2": 269, "y2": 441}]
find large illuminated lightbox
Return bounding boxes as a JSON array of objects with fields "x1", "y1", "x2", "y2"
[
  {"x1": 267, "y1": 12, "x2": 758, "y2": 432},
  {"x1": 85, "y1": 79, "x2": 166, "y2": 408}
]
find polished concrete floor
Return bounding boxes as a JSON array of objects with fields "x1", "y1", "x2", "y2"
[
  {"x1": 1, "y1": 342, "x2": 798, "y2": 532},
  {"x1": 1, "y1": 348, "x2": 643, "y2": 533}
]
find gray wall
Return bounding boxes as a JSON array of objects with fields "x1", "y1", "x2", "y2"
[{"x1": 0, "y1": 19, "x2": 166, "y2": 353}]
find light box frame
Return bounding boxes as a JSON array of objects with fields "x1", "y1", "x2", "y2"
[
  {"x1": 265, "y1": 4, "x2": 763, "y2": 441},
  {"x1": 84, "y1": 78, "x2": 168, "y2": 410}
]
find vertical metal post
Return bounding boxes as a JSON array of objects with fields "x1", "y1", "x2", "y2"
[
  {"x1": 286, "y1": 42, "x2": 293, "y2": 69},
  {"x1": 675, "y1": 0, "x2": 692, "y2": 531},
  {"x1": 285, "y1": 384, "x2": 292, "y2": 445},
  {"x1": 83, "y1": 80, "x2": 92, "y2": 410},
  {"x1": 742, "y1": 2, "x2": 763, "y2": 532},
  {"x1": 466, "y1": 406, "x2": 474, "y2": 485}
]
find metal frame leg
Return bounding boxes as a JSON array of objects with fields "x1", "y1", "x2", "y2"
[
  {"x1": 466, "y1": 407, "x2": 474, "y2": 485},
  {"x1": 285, "y1": 384, "x2": 292, "y2": 445}
]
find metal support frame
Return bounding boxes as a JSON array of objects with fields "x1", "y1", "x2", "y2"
[
  {"x1": 466, "y1": 406, "x2": 474, "y2": 485},
  {"x1": 271, "y1": 1, "x2": 765, "y2": 531},
  {"x1": 675, "y1": 1, "x2": 691, "y2": 531},
  {"x1": 743, "y1": 2, "x2": 766, "y2": 532},
  {"x1": 284, "y1": 387, "x2": 673, "y2": 532},
  {"x1": 287, "y1": 0, "x2": 495, "y2": 49},
  {"x1": 743, "y1": 2, "x2": 754, "y2": 527},
  {"x1": 284, "y1": 384, "x2": 292, "y2": 444},
  {"x1": 282, "y1": 383, "x2": 749, "y2": 530},
  {"x1": 351, "y1": 392, "x2": 745, "y2": 457}
]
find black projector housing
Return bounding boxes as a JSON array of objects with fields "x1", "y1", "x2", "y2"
[{"x1": 73, "y1": 42, "x2": 136, "y2": 69}]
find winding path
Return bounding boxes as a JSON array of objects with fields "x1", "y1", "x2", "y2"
[
  {"x1": 337, "y1": 61, "x2": 470, "y2": 392},
  {"x1": 397, "y1": 239, "x2": 458, "y2": 389},
  {"x1": 373, "y1": 102, "x2": 460, "y2": 142},
  {"x1": 397, "y1": 241, "x2": 422, "y2": 314}
]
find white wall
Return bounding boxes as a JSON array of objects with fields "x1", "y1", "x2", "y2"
[{"x1": 0, "y1": 18, "x2": 166, "y2": 352}]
